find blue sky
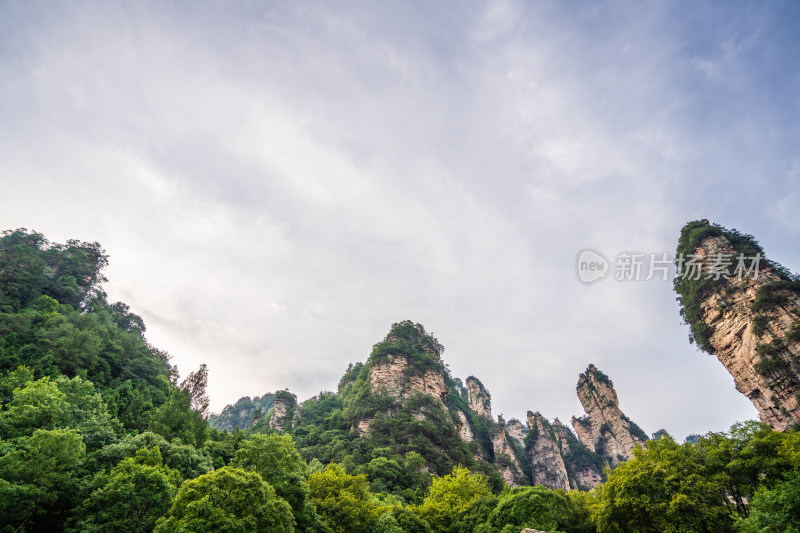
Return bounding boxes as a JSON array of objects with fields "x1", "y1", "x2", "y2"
[{"x1": 1, "y1": 0, "x2": 799, "y2": 440}]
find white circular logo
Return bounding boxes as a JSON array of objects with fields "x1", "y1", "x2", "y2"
[{"x1": 576, "y1": 249, "x2": 609, "y2": 284}]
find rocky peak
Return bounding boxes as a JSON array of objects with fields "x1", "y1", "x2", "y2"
[
  {"x1": 551, "y1": 418, "x2": 604, "y2": 490},
  {"x1": 356, "y1": 322, "x2": 449, "y2": 436},
  {"x1": 209, "y1": 394, "x2": 274, "y2": 432},
  {"x1": 524, "y1": 411, "x2": 570, "y2": 491},
  {"x1": 466, "y1": 376, "x2": 492, "y2": 419},
  {"x1": 368, "y1": 356, "x2": 448, "y2": 404},
  {"x1": 269, "y1": 389, "x2": 297, "y2": 432},
  {"x1": 674, "y1": 220, "x2": 800, "y2": 430},
  {"x1": 491, "y1": 416, "x2": 528, "y2": 487},
  {"x1": 571, "y1": 365, "x2": 647, "y2": 467},
  {"x1": 366, "y1": 321, "x2": 448, "y2": 404},
  {"x1": 506, "y1": 418, "x2": 527, "y2": 447}
]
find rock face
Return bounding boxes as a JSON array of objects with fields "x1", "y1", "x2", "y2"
[
  {"x1": 209, "y1": 394, "x2": 274, "y2": 431},
  {"x1": 506, "y1": 418, "x2": 527, "y2": 446},
  {"x1": 492, "y1": 416, "x2": 527, "y2": 487},
  {"x1": 269, "y1": 390, "x2": 297, "y2": 432},
  {"x1": 368, "y1": 357, "x2": 447, "y2": 404},
  {"x1": 356, "y1": 326, "x2": 450, "y2": 437},
  {"x1": 571, "y1": 365, "x2": 647, "y2": 467},
  {"x1": 456, "y1": 410, "x2": 474, "y2": 442},
  {"x1": 215, "y1": 322, "x2": 637, "y2": 492},
  {"x1": 525, "y1": 412, "x2": 570, "y2": 491},
  {"x1": 687, "y1": 230, "x2": 800, "y2": 430},
  {"x1": 552, "y1": 419, "x2": 603, "y2": 490},
  {"x1": 466, "y1": 376, "x2": 492, "y2": 419}
]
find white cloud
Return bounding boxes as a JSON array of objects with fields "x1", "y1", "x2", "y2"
[{"x1": 1, "y1": 0, "x2": 798, "y2": 440}]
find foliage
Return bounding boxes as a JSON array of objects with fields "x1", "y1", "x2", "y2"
[
  {"x1": 369, "y1": 321, "x2": 445, "y2": 378},
  {"x1": 0, "y1": 372, "x2": 122, "y2": 451},
  {"x1": 0, "y1": 229, "x2": 107, "y2": 312},
  {"x1": 371, "y1": 512, "x2": 404, "y2": 533},
  {"x1": 154, "y1": 466, "x2": 295, "y2": 532},
  {"x1": 595, "y1": 435, "x2": 735, "y2": 532},
  {"x1": 0, "y1": 230, "x2": 177, "y2": 431},
  {"x1": 416, "y1": 465, "x2": 493, "y2": 533},
  {"x1": 751, "y1": 280, "x2": 800, "y2": 313},
  {"x1": 7, "y1": 228, "x2": 800, "y2": 532},
  {"x1": 620, "y1": 414, "x2": 649, "y2": 442},
  {"x1": 753, "y1": 338, "x2": 792, "y2": 378},
  {"x1": 309, "y1": 463, "x2": 381, "y2": 533},
  {"x1": 483, "y1": 485, "x2": 572, "y2": 533},
  {"x1": 0, "y1": 428, "x2": 86, "y2": 531},
  {"x1": 562, "y1": 435, "x2": 606, "y2": 484},
  {"x1": 674, "y1": 220, "x2": 770, "y2": 352},
  {"x1": 68, "y1": 446, "x2": 182, "y2": 532},
  {"x1": 209, "y1": 393, "x2": 275, "y2": 431},
  {"x1": 180, "y1": 363, "x2": 210, "y2": 418},
  {"x1": 390, "y1": 506, "x2": 433, "y2": 533},
  {"x1": 89, "y1": 430, "x2": 213, "y2": 481},
  {"x1": 736, "y1": 470, "x2": 800, "y2": 533},
  {"x1": 233, "y1": 433, "x2": 326, "y2": 531},
  {"x1": 751, "y1": 313, "x2": 769, "y2": 338},
  {"x1": 148, "y1": 387, "x2": 208, "y2": 448}
]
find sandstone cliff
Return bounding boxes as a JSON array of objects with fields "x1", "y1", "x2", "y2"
[
  {"x1": 209, "y1": 393, "x2": 274, "y2": 431},
  {"x1": 213, "y1": 321, "x2": 628, "y2": 492},
  {"x1": 492, "y1": 415, "x2": 528, "y2": 487},
  {"x1": 525, "y1": 412, "x2": 571, "y2": 491},
  {"x1": 506, "y1": 418, "x2": 527, "y2": 446},
  {"x1": 675, "y1": 220, "x2": 800, "y2": 430},
  {"x1": 466, "y1": 376, "x2": 493, "y2": 419},
  {"x1": 269, "y1": 389, "x2": 297, "y2": 431},
  {"x1": 571, "y1": 365, "x2": 647, "y2": 467},
  {"x1": 552, "y1": 418, "x2": 604, "y2": 489},
  {"x1": 369, "y1": 356, "x2": 447, "y2": 403}
]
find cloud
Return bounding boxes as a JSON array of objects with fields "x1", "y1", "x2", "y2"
[{"x1": 1, "y1": 0, "x2": 799, "y2": 440}]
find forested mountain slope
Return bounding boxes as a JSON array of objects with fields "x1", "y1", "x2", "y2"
[{"x1": 1, "y1": 226, "x2": 799, "y2": 532}]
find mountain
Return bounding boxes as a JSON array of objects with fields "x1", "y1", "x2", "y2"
[
  {"x1": 674, "y1": 220, "x2": 800, "y2": 430},
  {"x1": 571, "y1": 365, "x2": 648, "y2": 468},
  {"x1": 213, "y1": 320, "x2": 648, "y2": 491},
  {"x1": 208, "y1": 393, "x2": 275, "y2": 431}
]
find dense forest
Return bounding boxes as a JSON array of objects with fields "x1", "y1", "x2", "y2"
[{"x1": 1, "y1": 228, "x2": 799, "y2": 532}]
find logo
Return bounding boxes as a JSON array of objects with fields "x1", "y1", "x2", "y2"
[{"x1": 576, "y1": 249, "x2": 609, "y2": 284}]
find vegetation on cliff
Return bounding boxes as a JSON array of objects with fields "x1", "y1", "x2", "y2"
[
  {"x1": 3, "y1": 228, "x2": 800, "y2": 532},
  {"x1": 209, "y1": 394, "x2": 275, "y2": 431},
  {"x1": 673, "y1": 220, "x2": 796, "y2": 352},
  {"x1": 674, "y1": 220, "x2": 800, "y2": 430}
]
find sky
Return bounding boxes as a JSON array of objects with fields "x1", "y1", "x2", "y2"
[{"x1": 1, "y1": 0, "x2": 799, "y2": 441}]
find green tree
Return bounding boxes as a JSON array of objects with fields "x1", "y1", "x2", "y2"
[
  {"x1": 483, "y1": 486, "x2": 571, "y2": 533},
  {"x1": 181, "y1": 364, "x2": 210, "y2": 418},
  {"x1": 0, "y1": 373, "x2": 121, "y2": 451},
  {"x1": 693, "y1": 421, "x2": 792, "y2": 516},
  {"x1": 371, "y1": 512, "x2": 404, "y2": 533},
  {"x1": 0, "y1": 428, "x2": 86, "y2": 531},
  {"x1": 737, "y1": 470, "x2": 800, "y2": 533},
  {"x1": 233, "y1": 433, "x2": 325, "y2": 531},
  {"x1": 148, "y1": 387, "x2": 208, "y2": 448},
  {"x1": 595, "y1": 435, "x2": 734, "y2": 533},
  {"x1": 68, "y1": 446, "x2": 181, "y2": 532},
  {"x1": 309, "y1": 463, "x2": 380, "y2": 533},
  {"x1": 89, "y1": 431, "x2": 213, "y2": 481},
  {"x1": 453, "y1": 494, "x2": 497, "y2": 533},
  {"x1": 389, "y1": 506, "x2": 432, "y2": 533},
  {"x1": 0, "y1": 229, "x2": 107, "y2": 312},
  {"x1": 416, "y1": 466, "x2": 493, "y2": 533},
  {"x1": 154, "y1": 466, "x2": 294, "y2": 533}
]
